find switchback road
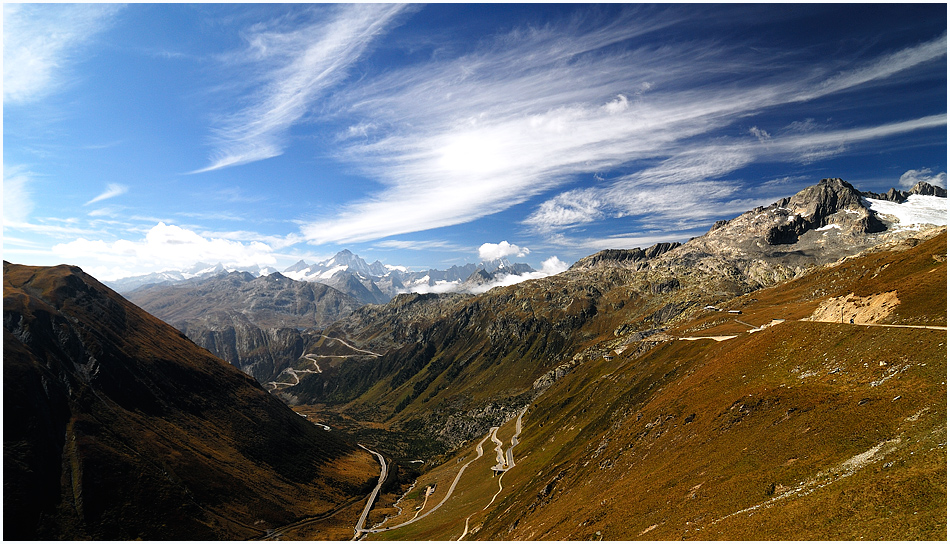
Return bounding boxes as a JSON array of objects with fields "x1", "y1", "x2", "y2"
[{"x1": 365, "y1": 431, "x2": 494, "y2": 534}]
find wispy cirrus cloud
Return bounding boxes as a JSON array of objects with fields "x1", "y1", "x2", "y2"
[
  {"x1": 192, "y1": 4, "x2": 412, "y2": 173},
  {"x1": 85, "y1": 183, "x2": 129, "y2": 206},
  {"x1": 526, "y1": 114, "x2": 947, "y2": 232},
  {"x1": 3, "y1": 3, "x2": 123, "y2": 104},
  {"x1": 792, "y1": 33, "x2": 948, "y2": 102},
  {"x1": 299, "y1": 10, "x2": 945, "y2": 246},
  {"x1": 2, "y1": 164, "x2": 35, "y2": 225},
  {"x1": 373, "y1": 239, "x2": 470, "y2": 253}
]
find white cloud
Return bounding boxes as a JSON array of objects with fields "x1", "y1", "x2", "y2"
[
  {"x1": 406, "y1": 253, "x2": 569, "y2": 296},
  {"x1": 478, "y1": 241, "x2": 529, "y2": 261},
  {"x1": 749, "y1": 126, "x2": 771, "y2": 143},
  {"x1": 795, "y1": 32, "x2": 948, "y2": 102},
  {"x1": 85, "y1": 183, "x2": 128, "y2": 205},
  {"x1": 51, "y1": 222, "x2": 278, "y2": 280},
  {"x1": 373, "y1": 239, "x2": 469, "y2": 252},
  {"x1": 3, "y1": 164, "x2": 35, "y2": 225},
  {"x1": 464, "y1": 257, "x2": 570, "y2": 295},
  {"x1": 540, "y1": 256, "x2": 569, "y2": 275},
  {"x1": 405, "y1": 280, "x2": 465, "y2": 295},
  {"x1": 526, "y1": 190, "x2": 605, "y2": 230},
  {"x1": 193, "y1": 4, "x2": 410, "y2": 172},
  {"x1": 298, "y1": 14, "x2": 945, "y2": 245},
  {"x1": 3, "y1": 3, "x2": 123, "y2": 104},
  {"x1": 602, "y1": 94, "x2": 630, "y2": 114},
  {"x1": 899, "y1": 168, "x2": 947, "y2": 189}
]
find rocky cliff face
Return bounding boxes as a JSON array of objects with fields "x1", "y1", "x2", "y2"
[
  {"x1": 570, "y1": 242, "x2": 682, "y2": 271},
  {"x1": 126, "y1": 271, "x2": 362, "y2": 382},
  {"x1": 3, "y1": 262, "x2": 376, "y2": 540}
]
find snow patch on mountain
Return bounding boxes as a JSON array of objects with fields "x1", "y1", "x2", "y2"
[
  {"x1": 320, "y1": 265, "x2": 348, "y2": 279},
  {"x1": 866, "y1": 194, "x2": 948, "y2": 229}
]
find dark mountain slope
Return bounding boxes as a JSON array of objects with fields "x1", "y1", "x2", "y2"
[
  {"x1": 126, "y1": 271, "x2": 362, "y2": 381},
  {"x1": 3, "y1": 262, "x2": 378, "y2": 540}
]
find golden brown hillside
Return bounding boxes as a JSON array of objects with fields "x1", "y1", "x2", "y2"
[{"x1": 357, "y1": 231, "x2": 946, "y2": 540}]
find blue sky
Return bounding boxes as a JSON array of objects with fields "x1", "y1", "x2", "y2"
[{"x1": 3, "y1": 3, "x2": 947, "y2": 281}]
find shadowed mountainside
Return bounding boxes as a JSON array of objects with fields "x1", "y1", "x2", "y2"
[{"x1": 3, "y1": 262, "x2": 378, "y2": 540}]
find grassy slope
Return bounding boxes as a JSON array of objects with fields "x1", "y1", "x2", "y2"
[{"x1": 365, "y1": 232, "x2": 947, "y2": 540}]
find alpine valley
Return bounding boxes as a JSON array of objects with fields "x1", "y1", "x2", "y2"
[{"x1": 4, "y1": 178, "x2": 947, "y2": 540}]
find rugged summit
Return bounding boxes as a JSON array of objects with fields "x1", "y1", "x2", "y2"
[
  {"x1": 284, "y1": 251, "x2": 538, "y2": 301},
  {"x1": 126, "y1": 271, "x2": 362, "y2": 382},
  {"x1": 3, "y1": 262, "x2": 377, "y2": 540},
  {"x1": 864, "y1": 180, "x2": 948, "y2": 202}
]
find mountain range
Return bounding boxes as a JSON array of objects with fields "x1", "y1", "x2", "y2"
[
  {"x1": 5, "y1": 177, "x2": 946, "y2": 540},
  {"x1": 107, "y1": 248, "x2": 537, "y2": 304},
  {"x1": 121, "y1": 254, "x2": 539, "y2": 386}
]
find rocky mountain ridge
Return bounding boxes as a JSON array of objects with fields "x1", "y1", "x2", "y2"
[
  {"x1": 107, "y1": 248, "x2": 537, "y2": 304},
  {"x1": 862, "y1": 180, "x2": 948, "y2": 202}
]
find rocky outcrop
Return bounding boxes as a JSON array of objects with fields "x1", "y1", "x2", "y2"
[
  {"x1": 318, "y1": 270, "x2": 389, "y2": 305},
  {"x1": 863, "y1": 181, "x2": 947, "y2": 202},
  {"x1": 570, "y1": 242, "x2": 681, "y2": 270},
  {"x1": 910, "y1": 181, "x2": 948, "y2": 197},
  {"x1": 668, "y1": 177, "x2": 943, "y2": 296},
  {"x1": 179, "y1": 312, "x2": 309, "y2": 381},
  {"x1": 767, "y1": 178, "x2": 886, "y2": 243}
]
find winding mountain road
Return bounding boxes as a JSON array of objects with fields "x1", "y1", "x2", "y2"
[
  {"x1": 364, "y1": 431, "x2": 494, "y2": 534},
  {"x1": 320, "y1": 335, "x2": 382, "y2": 357},
  {"x1": 353, "y1": 445, "x2": 387, "y2": 540},
  {"x1": 490, "y1": 427, "x2": 505, "y2": 470},
  {"x1": 675, "y1": 318, "x2": 946, "y2": 345},
  {"x1": 265, "y1": 347, "x2": 373, "y2": 392}
]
